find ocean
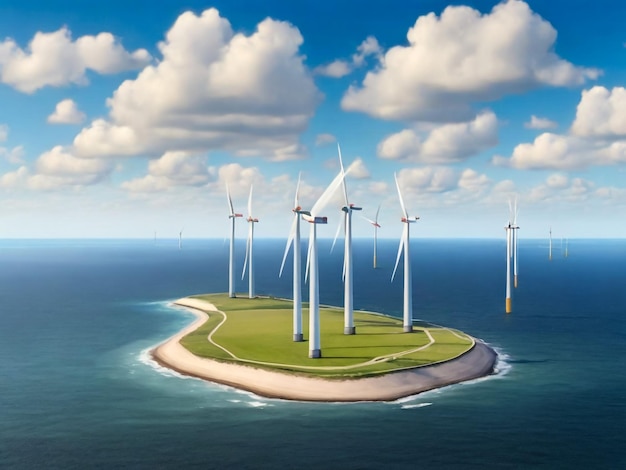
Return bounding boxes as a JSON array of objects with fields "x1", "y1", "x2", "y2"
[{"x1": 0, "y1": 238, "x2": 624, "y2": 468}]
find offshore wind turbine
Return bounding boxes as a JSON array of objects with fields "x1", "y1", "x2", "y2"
[
  {"x1": 505, "y1": 219, "x2": 512, "y2": 314},
  {"x1": 362, "y1": 205, "x2": 382, "y2": 269},
  {"x1": 510, "y1": 198, "x2": 520, "y2": 288},
  {"x1": 178, "y1": 229, "x2": 183, "y2": 250},
  {"x1": 280, "y1": 173, "x2": 307, "y2": 342},
  {"x1": 226, "y1": 184, "x2": 243, "y2": 298},
  {"x1": 303, "y1": 169, "x2": 347, "y2": 358},
  {"x1": 242, "y1": 185, "x2": 259, "y2": 299},
  {"x1": 331, "y1": 144, "x2": 361, "y2": 335},
  {"x1": 391, "y1": 173, "x2": 419, "y2": 333}
]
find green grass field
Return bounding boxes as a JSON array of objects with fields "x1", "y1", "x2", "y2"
[{"x1": 179, "y1": 293, "x2": 474, "y2": 378}]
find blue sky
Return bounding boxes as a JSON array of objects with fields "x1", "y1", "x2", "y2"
[{"x1": 1, "y1": 0, "x2": 625, "y2": 239}]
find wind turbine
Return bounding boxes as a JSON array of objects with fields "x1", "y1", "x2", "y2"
[
  {"x1": 510, "y1": 198, "x2": 520, "y2": 288},
  {"x1": 303, "y1": 169, "x2": 348, "y2": 358},
  {"x1": 505, "y1": 219, "x2": 512, "y2": 314},
  {"x1": 362, "y1": 204, "x2": 382, "y2": 269},
  {"x1": 331, "y1": 144, "x2": 361, "y2": 335},
  {"x1": 565, "y1": 238, "x2": 569, "y2": 258},
  {"x1": 391, "y1": 173, "x2": 419, "y2": 333},
  {"x1": 280, "y1": 173, "x2": 307, "y2": 342},
  {"x1": 178, "y1": 229, "x2": 183, "y2": 250},
  {"x1": 226, "y1": 184, "x2": 243, "y2": 298},
  {"x1": 242, "y1": 186, "x2": 259, "y2": 299},
  {"x1": 549, "y1": 226, "x2": 553, "y2": 261}
]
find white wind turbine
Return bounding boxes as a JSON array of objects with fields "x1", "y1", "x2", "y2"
[
  {"x1": 509, "y1": 198, "x2": 520, "y2": 288},
  {"x1": 362, "y1": 204, "x2": 382, "y2": 269},
  {"x1": 330, "y1": 144, "x2": 361, "y2": 335},
  {"x1": 178, "y1": 228, "x2": 183, "y2": 250},
  {"x1": 391, "y1": 173, "x2": 419, "y2": 333},
  {"x1": 303, "y1": 169, "x2": 348, "y2": 358},
  {"x1": 505, "y1": 219, "x2": 512, "y2": 314},
  {"x1": 226, "y1": 184, "x2": 243, "y2": 298},
  {"x1": 242, "y1": 185, "x2": 259, "y2": 299},
  {"x1": 549, "y1": 226, "x2": 553, "y2": 261},
  {"x1": 280, "y1": 173, "x2": 307, "y2": 342}
]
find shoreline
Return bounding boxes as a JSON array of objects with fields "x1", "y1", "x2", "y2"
[{"x1": 151, "y1": 297, "x2": 498, "y2": 402}]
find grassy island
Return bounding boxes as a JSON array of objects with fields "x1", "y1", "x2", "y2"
[{"x1": 177, "y1": 293, "x2": 475, "y2": 378}]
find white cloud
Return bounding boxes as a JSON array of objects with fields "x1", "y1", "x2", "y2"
[
  {"x1": 314, "y1": 60, "x2": 351, "y2": 78},
  {"x1": 0, "y1": 166, "x2": 29, "y2": 189},
  {"x1": 378, "y1": 111, "x2": 498, "y2": 163},
  {"x1": 314, "y1": 36, "x2": 382, "y2": 78},
  {"x1": 342, "y1": 1, "x2": 599, "y2": 122},
  {"x1": 121, "y1": 151, "x2": 214, "y2": 192},
  {"x1": 0, "y1": 124, "x2": 7, "y2": 141},
  {"x1": 73, "y1": 9, "x2": 320, "y2": 161},
  {"x1": 315, "y1": 133, "x2": 336, "y2": 146},
  {"x1": 525, "y1": 115, "x2": 558, "y2": 129},
  {"x1": 396, "y1": 167, "x2": 459, "y2": 193},
  {"x1": 0, "y1": 27, "x2": 151, "y2": 93},
  {"x1": 47, "y1": 99, "x2": 86, "y2": 124},
  {"x1": 526, "y1": 174, "x2": 595, "y2": 203},
  {"x1": 0, "y1": 145, "x2": 25, "y2": 164},
  {"x1": 571, "y1": 86, "x2": 626, "y2": 137},
  {"x1": 458, "y1": 168, "x2": 491, "y2": 192}
]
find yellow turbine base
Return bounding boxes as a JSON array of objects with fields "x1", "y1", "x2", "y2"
[
  {"x1": 514, "y1": 275, "x2": 518, "y2": 288},
  {"x1": 506, "y1": 298, "x2": 512, "y2": 314}
]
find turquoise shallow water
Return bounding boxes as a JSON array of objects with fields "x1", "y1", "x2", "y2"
[{"x1": 0, "y1": 238, "x2": 625, "y2": 468}]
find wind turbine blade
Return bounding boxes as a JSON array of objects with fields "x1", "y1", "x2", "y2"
[
  {"x1": 394, "y1": 173, "x2": 408, "y2": 219},
  {"x1": 330, "y1": 214, "x2": 343, "y2": 253},
  {"x1": 279, "y1": 215, "x2": 297, "y2": 278},
  {"x1": 360, "y1": 214, "x2": 376, "y2": 225},
  {"x1": 375, "y1": 204, "x2": 381, "y2": 224},
  {"x1": 294, "y1": 172, "x2": 301, "y2": 208},
  {"x1": 391, "y1": 225, "x2": 407, "y2": 282},
  {"x1": 226, "y1": 183, "x2": 234, "y2": 215},
  {"x1": 337, "y1": 143, "x2": 349, "y2": 206},
  {"x1": 305, "y1": 225, "x2": 313, "y2": 284},
  {"x1": 242, "y1": 233, "x2": 250, "y2": 280},
  {"x1": 248, "y1": 185, "x2": 253, "y2": 218},
  {"x1": 311, "y1": 166, "x2": 350, "y2": 217}
]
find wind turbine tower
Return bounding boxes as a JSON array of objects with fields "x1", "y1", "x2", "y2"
[
  {"x1": 179, "y1": 229, "x2": 183, "y2": 250},
  {"x1": 505, "y1": 221, "x2": 512, "y2": 314},
  {"x1": 242, "y1": 186, "x2": 259, "y2": 299},
  {"x1": 303, "y1": 170, "x2": 347, "y2": 358},
  {"x1": 280, "y1": 174, "x2": 307, "y2": 342},
  {"x1": 391, "y1": 174, "x2": 419, "y2": 332},
  {"x1": 336, "y1": 144, "x2": 361, "y2": 335},
  {"x1": 511, "y1": 198, "x2": 520, "y2": 288},
  {"x1": 549, "y1": 226, "x2": 553, "y2": 261},
  {"x1": 226, "y1": 185, "x2": 243, "y2": 298}
]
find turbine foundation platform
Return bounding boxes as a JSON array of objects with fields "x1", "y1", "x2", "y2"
[
  {"x1": 506, "y1": 297, "x2": 512, "y2": 314},
  {"x1": 344, "y1": 326, "x2": 356, "y2": 335},
  {"x1": 293, "y1": 333, "x2": 304, "y2": 342},
  {"x1": 403, "y1": 325, "x2": 413, "y2": 333},
  {"x1": 309, "y1": 349, "x2": 322, "y2": 359}
]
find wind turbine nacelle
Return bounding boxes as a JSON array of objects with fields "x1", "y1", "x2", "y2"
[
  {"x1": 401, "y1": 217, "x2": 419, "y2": 223},
  {"x1": 229, "y1": 213, "x2": 243, "y2": 218},
  {"x1": 342, "y1": 204, "x2": 362, "y2": 212},
  {"x1": 372, "y1": 222, "x2": 381, "y2": 228},
  {"x1": 292, "y1": 206, "x2": 302, "y2": 212},
  {"x1": 303, "y1": 214, "x2": 328, "y2": 224},
  {"x1": 248, "y1": 217, "x2": 259, "y2": 223}
]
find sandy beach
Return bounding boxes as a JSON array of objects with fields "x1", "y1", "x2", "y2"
[{"x1": 151, "y1": 297, "x2": 498, "y2": 402}]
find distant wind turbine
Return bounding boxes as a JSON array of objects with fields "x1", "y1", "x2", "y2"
[
  {"x1": 362, "y1": 204, "x2": 382, "y2": 269},
  {"x1": 226, "y1": 184, "x2": 243, "y2": 298},
  {"x1": 549, "y1": 226, "x2": 553, "y2": 261},
  {"x1": 280, "y1": 173, "x2": 306, "y2": 342},
  {"x1": 179, "y1": 229, "x2": 183, "y2": 250},
  {"x1": 330, "y1": 144, "x2": 361, "y2": 335},
  {"x1": 303, "y1": 169, "x2": 348, "y2": 358},
  {"x1": 242, "y1": 185, "x2": 259, "y2": 299},
  {"x1": 565, "y1": 238, "x2": 569, "y2": 258},
  {"x1": 505, "y1": 219, "x2": 512, "y2": 314},
  {"x1": 391, "y1": 173, "x2": 419, "y2": 333},
  {"x1": 509, "y1": 198, "x2": 520, "y2": 288}
]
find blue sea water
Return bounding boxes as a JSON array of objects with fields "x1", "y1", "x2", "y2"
[{"x1": 1, "y1": 238, "x2": 625, "y2": 468}]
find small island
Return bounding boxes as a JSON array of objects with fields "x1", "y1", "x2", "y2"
[{"x1": 152, "y1": 294, "x2": 497, "y2": 402}]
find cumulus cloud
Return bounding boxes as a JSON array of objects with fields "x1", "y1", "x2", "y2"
[
  {"x1": 378, "y1": 111, "x2": 498, "y2": 163},
  {"x1": 342, "y1": 1, "x2": 599, "y2": 122},
  {"x1": 0, "y1": 145, "x2": 25, "y2": 164},
  {"x1": 47, "y1": 99, "x2": 86, "y2": 124},
  {"x1": 315, "y1": 133, "x2": 336, "y2": 146},
  {"x1": 396, "y1": 167, "x2": 461, "y2": 193},
  {"x1": 0, "y1": 27, "x2": 151, "y2": 93},
  {"x1": 122, "y1": 151, "x2": 214, "y2": 192},
  {"x1": 346, "y1": 157, "x2": 370, "y2": 179},
  {"x1": 73, "y1": 9, "x2": 320, "y2": 161},
  {"x1": 525, "y1": 115, "x2": 558, "y2": 129},
  {"x1": 314, "y1": 36, "x2": 382, "y2": 78},
  {"x1": 526, "y1": 174, "x2": 595, "y2": 203},
  {"x1": 570, "y1": 86, "x2": 626, "y2": 137}
]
